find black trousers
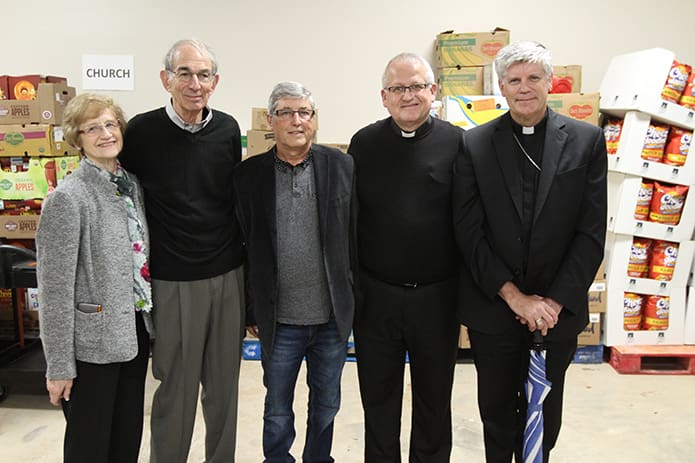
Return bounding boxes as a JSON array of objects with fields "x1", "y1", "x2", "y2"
[
  {"x1": 61, "y1": 311, "x2": 150, "y2": 463},
  {"x1": 468, "y1": 327, "x2": 577, "y2": 463},
  {"x1": 354, "y1": 272, "x2": 459, "y2": 463}
]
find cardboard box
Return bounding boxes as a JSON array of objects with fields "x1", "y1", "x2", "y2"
[
  {"x1": 8, "y1": 75, "x2": 41, "y2": 100},
  {"x1": 0, "y1": 76, "x2": 8, "y2": 100},
  {"x1": 246, "y1": 130, "x2": 275, "y2": 157},
  {"x1": 437, "y1": 66, "x2": 485, "y2": 97},
  {"x1": 251, "y1": 107, "x2": 272, "y2": 131},
  {"x1": 547, "y1": 92, "x2": 599, "y2": 126},
  {"x1": 0, "y1": 124, "x2": 77, "y2": 156},
  {"x1": 578, "y1": 312, "x2": 602, "y2": 345},
  {"x1": 441, "y1": 95, "x2": 509, "y2": 130},
  {"x1": 0, "y1": 214, "x2": 39, "y2": 238},
  {"x1": 589, "y1": 280, "x2": 607, "y2": 313},
  {"x1": 435, "y1": 28, "x2": 510, "y2": 67},
  {"x1": 0, "y1": 82, "x2": 75, "y2": 125},
  {"x1": 552, "y1": 65, "x2": 582, "y2": 93}
]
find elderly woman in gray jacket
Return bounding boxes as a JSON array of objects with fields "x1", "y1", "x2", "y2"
[{"x1": 36, "y1": 93, "x2": 154, "y2": 463}]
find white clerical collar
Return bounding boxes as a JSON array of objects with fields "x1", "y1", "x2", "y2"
[
  {"x1": 401, "y1": 130, "x2": 416, "y2": 138},
  {"x1": 522, "y1": 126, "x2": 535, "y2": 135}
]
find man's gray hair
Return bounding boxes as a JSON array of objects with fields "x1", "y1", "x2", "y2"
[
  {"x1": 164, "y1": 39, "x2": 218, "y2": 75},
  {"x1": 382, "y1": 53, "x2": 435, "y2": 89},
  {"x1": 494, "y1": 41, "x2": 552, "y2": 82},
  {"x1": 268, "y1": 81, "x2": 315, "y2": 114}
]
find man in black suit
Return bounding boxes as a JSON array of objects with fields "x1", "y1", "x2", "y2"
[
  {"x1": 453, "y1": 41, "x2": 607, "y2": 462},
  {"x1": 233, "y1": 81, "x2": 354, "y2": 463}
]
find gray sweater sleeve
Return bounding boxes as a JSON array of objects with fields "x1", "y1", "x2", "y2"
[{"x1": 37, "y1": 187, "x2": 81, "y2": 380}]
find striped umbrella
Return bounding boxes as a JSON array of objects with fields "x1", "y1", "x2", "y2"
[{"x1": 523, "y1": 331, "x2": 552, "y2": 463}]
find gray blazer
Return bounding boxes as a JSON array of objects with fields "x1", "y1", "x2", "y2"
[{"x1": 37, "y1": 161, "x2": 153, "y2": 380}]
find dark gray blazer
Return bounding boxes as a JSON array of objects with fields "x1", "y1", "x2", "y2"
[{"x1": 233, "y1": 144, "x2": 355, "y2": 353}]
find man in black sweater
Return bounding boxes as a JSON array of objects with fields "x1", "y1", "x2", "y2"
[
  {"x1": 348, "y1": 52, "x2": 464, "y2": 463},
  {"x1": 119, "y1": 39, "x2": 244, "y2": 463}
]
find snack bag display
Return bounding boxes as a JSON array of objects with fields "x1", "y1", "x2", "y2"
[
  {"x1": 648, "y1": 240, "x2": 679, "y2": 281},
  {"x1": 679, "y1": 72, "x2": 695, "y2": 109},
  {"x1": 627, "y1": 237, "x2": 653, "y2": 278},
  {"x1": 634, "y1": 179, "x2": 654, "y2": 220},
  {"x1": 648, "y1": 181, "x2": 689, "y2": 225},
  {"x1": 642, "y1": 295, "x2": 670, "y2": 330},
  {"x1": 661, "y1": 60, "x2": 691, "y2": 103},
  {"x1": 641, "y1": 123, "x2": 670, "y2": 162},
  {"x1": 603, "y1": 118, "x2": 623, "y2": 155},
  {"x1": 663, "y1": 127, "x2": 691, "y2": 166},
  {"x1": 623, "y1": 292, "x2": 644, "y2": 331}
]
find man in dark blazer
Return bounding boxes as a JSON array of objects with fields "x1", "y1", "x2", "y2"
[
  {"x1": 233, "y1": 81, "x2": 354, "y2": 463},
  {"x1": 453, "y1": 41, "x2": 607, "y2": 462}
]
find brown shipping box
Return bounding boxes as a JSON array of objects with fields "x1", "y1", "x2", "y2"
[
  {"x1": 578, "y1": 313, "x2": 602, "y2": 345},
  {"x1": 435, "y1": 28, "x2": 510, "y2": 67},
  {"x1": 547, "y1": 92, "x2": 599, "y2": 126},
  {"x1": 0, "y1": 214, "x2": 39, "y2": 239},
  {"x1": 436, "y1": 66, "x2": 485, "y2": 97},
  {"x1": 246, "y1": 130, "x2": 276, "y2": 157},
  {"x1": 588, "y1": 280, "x2": 607, "y2": 313},
  {"x1": 0, "y1": 82, "x2": 75, "y2": 125},
  {"x1": 552, "y1": 65, "x2": 582, "y2": 93},
  {"x1": 0, "y1": 124, "x2": 78, "y2": 157}
]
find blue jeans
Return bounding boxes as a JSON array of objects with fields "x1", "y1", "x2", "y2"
[{"x1": 261, "y1": 319, "x2": 346, "y2": 463}]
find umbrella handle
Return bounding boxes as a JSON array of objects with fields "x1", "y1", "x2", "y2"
[{"x1": 532, "y1": 330, "x2": 544, "y2": 351}]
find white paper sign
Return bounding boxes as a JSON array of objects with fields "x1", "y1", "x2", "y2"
[{"x1": 82, "y1": 55, "x2": 134, "y2": 91}]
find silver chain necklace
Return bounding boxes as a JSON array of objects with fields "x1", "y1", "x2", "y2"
[{"x1": 512, "y1": 132, "x2": 541, "y2": 172}]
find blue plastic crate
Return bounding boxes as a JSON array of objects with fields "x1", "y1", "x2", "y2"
[{"x1": 573, "y1": 344, "x2": 604, "y2": 364}]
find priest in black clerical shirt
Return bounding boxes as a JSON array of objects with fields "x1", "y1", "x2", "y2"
[{"x1": 348, "y1": 52, "x2": 464, "y2": 463}]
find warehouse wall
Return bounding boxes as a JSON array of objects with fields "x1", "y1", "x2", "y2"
[{"x1": 5, "y1": 0, "x2": 695, "y2": 143}]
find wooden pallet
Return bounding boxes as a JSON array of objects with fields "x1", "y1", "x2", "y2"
[{"x1": 609, "y1": 345, "x2": 695, "y2": 375}]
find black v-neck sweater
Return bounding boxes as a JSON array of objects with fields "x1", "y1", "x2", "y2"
[{"x1": 120, "y1": 107, "x2": 244, "y2": 281}]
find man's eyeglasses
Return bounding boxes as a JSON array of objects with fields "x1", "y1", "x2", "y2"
[
  {"x1": 273, "y1": 109, "x2": 315, "y2": 121},
  {"x1": 78, "y1": 120, "x2": 120, "y2": 137},
  {"x1": 169, "y1": 69, "x2": 215, "y2": 84},
  {"x1": 384, "y1": 83, "x2": 432, "y2": 95}
]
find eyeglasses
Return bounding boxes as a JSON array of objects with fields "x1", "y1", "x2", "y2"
[
  {"x1": 384, "y1": 83, "x2": 432, "y2": 95},
  {"x1": 169, "y1": 69, "x2": 215, "y2": 84},
  {"x1": 273, "y1": 109, "x2": 315, "y2": 121},
  {"x1": 78, "y1": 120, "x2": 120, "y2": 137}
]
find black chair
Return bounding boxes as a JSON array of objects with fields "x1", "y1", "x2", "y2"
[{"x1": 0, "y1": 244, "x2": 38, "y2": 355}]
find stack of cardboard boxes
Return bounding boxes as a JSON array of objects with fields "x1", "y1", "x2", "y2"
[
  {"x1": 436, "y1": 28, "x2": 601, "y2": 130},
  {"x1": 0, "y1": 74, "x2": 79, "y2": 332}
]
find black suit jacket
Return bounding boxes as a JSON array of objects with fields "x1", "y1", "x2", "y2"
[
  {"x1": 233, "y1": 144, "x2": 355, "y2": 353},
  {"x1": 453, "y1": 110, "x2": 607, "y2": 340}
]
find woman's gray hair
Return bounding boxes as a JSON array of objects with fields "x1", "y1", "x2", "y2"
[
  {"x1": 382, "y1": 53, "x2": 435, "y2": 88},
  {"x1": 267, "y1": 81, "x2": 315, "y2": 114},
  {"x1": 163, "y1": 39, "x2": 218, "y2": 75},
  {"x1": 494, "y1": 41, "x2": 553, "y2": 82}
]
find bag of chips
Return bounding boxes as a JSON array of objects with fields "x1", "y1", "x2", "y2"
[
  {"x1": 649, "y1": 181, "x2": 689, "y2": 225},
  {"x1": 641, "y1": 123, "x2": 670, "y2": 162},
  {"x1": 642, "y1": 295, "x2": 670, "y2": 330},
  {"x1": 603, "y1": 118, "x2": 623, "y2": 155},
  {"x1": 623, "y1": 292, "x2": 644, "y2": 331},
  {"x1": 648, "y1": 240, "x2": 679, "y2": 281},
  {"x1": 634, "y1": 179, "x2": 654, "y2": 220},
  {"x1": 661, "y1": 60, "x2": 691, "y2": 103},
  {"x1": 663, "y1": 127, "x2": 691, "y2": 166},
  {"x1": 627, "y1": 237, "x2": 653, "y2": 278}
]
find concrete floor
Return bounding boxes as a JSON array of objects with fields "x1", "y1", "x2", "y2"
[{"x1": 1, "y1": 358, "x2": 694, "y2": 462}]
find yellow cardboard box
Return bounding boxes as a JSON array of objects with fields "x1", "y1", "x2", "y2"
[{"x1": 436, "y1": 66, "x2": 485, "y2": 97}]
